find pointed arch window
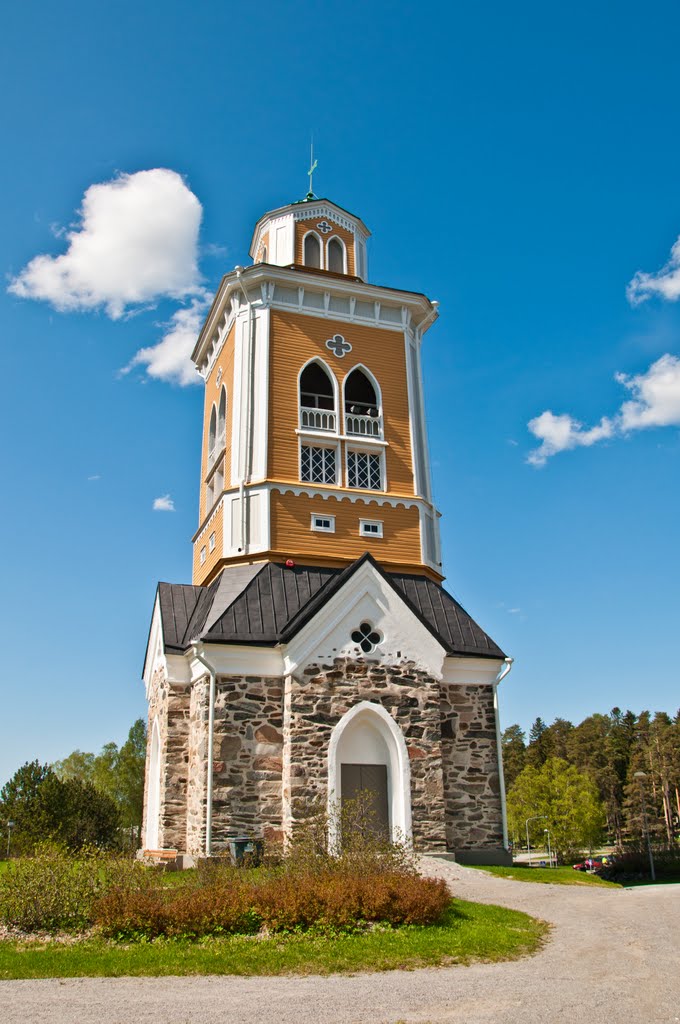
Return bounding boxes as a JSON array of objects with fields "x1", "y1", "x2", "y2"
[
  {"x1": 327, "y1": 236, "x2": 345, "y2": 274},
  {"x1": 299, "y1": 361, "x2": 337, "y2": 432},
  {"x1": 208, "y1": 404, "x2": 217, "y2": 466},
  {"x1": 217, "y1": 386, "x2": 227, "y2": 448},
  {"x1": 344, "y1": 367, "x2": 382, "y2": 438},
  {"x1": 303, "y1": 232, "x2": 322, "y2": 269}
]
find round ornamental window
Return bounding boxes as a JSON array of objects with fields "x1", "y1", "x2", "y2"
[{"x1": 351, "y1": 621, "x2": 382, "y2": 654}]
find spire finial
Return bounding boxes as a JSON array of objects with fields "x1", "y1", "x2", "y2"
[{"x1": 306, "y1": 139, "x2": 318, "y2": 200}]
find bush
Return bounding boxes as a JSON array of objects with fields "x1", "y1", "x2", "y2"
[
  {"x1": 0, "y1": 845, "x2": 146, "y2": 933},
  {"x1": 92, "y1": 867, "x2": 450, "y2": 939},
  {"x1": 598, "y1": 848, "x2": 680, "y2": 882}
]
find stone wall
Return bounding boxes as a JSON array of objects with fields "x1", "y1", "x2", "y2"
[
  {"x1": 440, "y1": 683, "x2": 503, "y2": 851},
  {"x1": 207, "y1": 674, "x2": 285, "y2": 853},
  {"x1": 185, "y1": 678, "x2": 208, "y2": 855},
  {"x1": 284, "y1": 658, "x2": 447, "y2": 852},
  {"x1": 142, "y1": 666, "x2": 192, "y2": 852}
]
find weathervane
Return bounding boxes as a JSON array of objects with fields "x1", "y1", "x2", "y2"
[{"x1": 306, "y1": 140, "x2": 318, "y2": 200}]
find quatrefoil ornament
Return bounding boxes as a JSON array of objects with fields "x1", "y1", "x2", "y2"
[
  {"x1": 351, "y1": 621, "x2": 382, "y2": 654},
  {"x1": 326, "y1": 334, "x2": 352, "y2": 358},
  {"x1": 317, "y1": 220, "x2": 333, "y2": 234}
]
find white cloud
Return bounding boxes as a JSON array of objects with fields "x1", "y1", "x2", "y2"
[
  {"x1": 9, "y1": 169, "x2": 203, "y2": 319},
  {"x1": 153, "y1": 495, "x2": 175, "y2": 512},
  {"x1": 616, "y1": 354, "x2": 680, "y2": 431},
  {"x1": 527, "y1": 411, "x2": 614, "y2": 467},
  {"x1": 87, "y1": 474, "x2": 101, "y2": 481},
  {"x1": 627, "y1": 236, "x2": 680, "y2": 305},
  {"x1": 121, "y1": 292, "x2": 209, "y2": 386},
  {"x1": 527, "y1": 354, "x2": 680, "y2": 465}
]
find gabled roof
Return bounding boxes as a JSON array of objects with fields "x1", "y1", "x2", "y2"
[{"x1": 154, "y1": 555, "x2": 505, "y2": 661}]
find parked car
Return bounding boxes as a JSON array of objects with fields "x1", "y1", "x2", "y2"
[{"x1": 572, "y1": 855, "x2": 615, "y2": 872}]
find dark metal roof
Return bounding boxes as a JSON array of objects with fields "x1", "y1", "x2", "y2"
[
  {"x1": 156, "y1": 555, "x2": 504, "y2": 660},
  {"x1": 157, "y1": 583, "x2": 205, "y2": 653}
]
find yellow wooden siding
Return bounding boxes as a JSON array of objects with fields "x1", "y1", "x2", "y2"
[
  {"x1": 199, "y1": 326, "x2": 235, "y2": 524},
  {"x1": 294, "y1": 218, "x2": 356, "y2": 276},
  {"x1": 267, "y1": 310, "x2": 415, "y2": 495},
  {"x1": 270, "y1": 492, "x2": 422, "y2": 568},
  {"x1": 192, "y1": 502, "x2": 225, "y2": 585}
]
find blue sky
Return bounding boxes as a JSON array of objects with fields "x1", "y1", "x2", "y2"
[{"x1": 2, "y1": 0, "x2": 679, "y2": 784}]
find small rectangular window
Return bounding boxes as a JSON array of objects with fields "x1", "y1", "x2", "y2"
[
  {"x1": 209, "y1": 532, "x2": 216, "y2": 552},
  {"x1": 200, "y1": 546, "x2": 207, "y2": 565},
  {"x1": 311, "y1": 514, "x2": 335, "y2": 533},
  {"x1": 347, "y1": 450, "x2": 382, "y2": 490},
  {"x1": 360, "y1": 520, "x2": 383, "y2": 538},
  {"x1": 301, "y1": 444, "x2": 336, "y2": 484}
]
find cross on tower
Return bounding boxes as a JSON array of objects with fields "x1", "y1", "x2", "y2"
[{"x1": 326, "y1": 334, "x2": 352, "y2": 357}]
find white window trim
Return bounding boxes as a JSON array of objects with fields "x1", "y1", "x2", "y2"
[
  {"x1": 345, "y1": 446, "x2": 386, "y2": 491},
  {"x1": 200, "y1": 546, "x2": 207, "y2": 565},
  {"x1": 359, "y1": 519, "x2": 383, "y2": 538},
  {"x1": 299, "y1": 440, "x2": 341, "y2": 486},
  {"x1": 302, "y1": 229, "x2": 324, "y2": 270},
  {"x1": 310, "y1": 513, "x2": 336, "y2": 533},
  {"x1": 209, "y1": 532, "x2": 216, "y2": 551},
  {"x1": 326, "y1": 235, "x2": 347, "y2": 274}
]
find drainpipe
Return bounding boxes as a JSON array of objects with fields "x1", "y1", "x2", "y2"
[
  {"x1": 491, "y1": 657, "x2": 514, "y2": 852},
  {"x1": 193, "y1": 643, "x2": 217, "y2": 857}
]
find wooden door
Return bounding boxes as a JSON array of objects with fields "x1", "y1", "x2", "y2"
[{"x1": 340, "y1": 763, "x2": 389, "y2": 838}]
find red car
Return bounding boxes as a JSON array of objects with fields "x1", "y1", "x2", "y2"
[{"x1": 572, "y1": 856, "x2": 612, "y2": 872}]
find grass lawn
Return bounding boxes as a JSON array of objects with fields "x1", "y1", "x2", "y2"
[
  {"x1": 473, "y1": 864, "x2": 620, "y2": 887},
  {"x1": 0, "y1": 900, "x2": 547, "y2": 979}
]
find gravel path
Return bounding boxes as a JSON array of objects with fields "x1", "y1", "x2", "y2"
[{"x1": 1, "y1": 857, "x2": 678, "y2": 1024}]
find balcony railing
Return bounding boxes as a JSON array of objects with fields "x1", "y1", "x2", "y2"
[
  {"x1": 345, "y1": 412, "x2": 383, "y2": 439},
  {"x1": 300, "y1": 407, "x2": 337, "y2": 432},
  {"x1": 207, "y1": 431, "x2": 226, "y2": 470}
]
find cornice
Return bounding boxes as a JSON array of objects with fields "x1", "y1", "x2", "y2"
[{"x1": 193, "y1": 264, "x2": 437, "y2": 370}]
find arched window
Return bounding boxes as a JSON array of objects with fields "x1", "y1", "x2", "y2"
[
  {"x1": 208, "y1": 404, "x2": 217, "y2": 455},
  {"x1": 303, "y1": 232, "x2": 322, "y2": 268},
  {"x1": 327, "y1": 237, "x2": 345, "y2": 274},
  {"x1": 344, "y1": 367, "x2": 382, "y2": 440},
  {"x1": 217, "y1": 386, "x2": 226, "y2": 445},
  {"x1": 344, "y1": 368, "x2": 378, "y2": 418},
  {"x1": 299, "y1": 360, "x2": 336, "y2": 432}
]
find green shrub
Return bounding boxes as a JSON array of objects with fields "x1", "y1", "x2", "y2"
[
  {"x1": 598, "y1": 848, "x2": 680, "y2": 882},
  {"x1": 0, "y1": 846, "x2": 145, "y2": 933}
]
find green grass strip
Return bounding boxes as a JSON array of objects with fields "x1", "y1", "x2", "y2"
[
  {"x1": 0, "y1": 900, "x2": 547, "y2": 979},
  {"x1": 473, "y1": 865, "x2": 620, "y2": 887}
]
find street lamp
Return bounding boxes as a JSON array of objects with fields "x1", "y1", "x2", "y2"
[
  {"x1": 6, "y1": 821, "x2": 14, "y2": 859},
  {"x1": 634, "y1": 772, "x2": 656, "y2": 882},
  {"x1": 544, "y1": 828, "x2": 554, "y2": 867},
  {"x1": 525, "y1": 815, "x2": 547, "y2": 867}
]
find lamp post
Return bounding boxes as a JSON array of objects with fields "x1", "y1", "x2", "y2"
[
  {"x1": 6, "y1": 821, "x2": 14, "y2": 859},
  {"x1": 544, "y1": 828, "x2": 554, "y2": 867},
  {"x1": 634, "y1": 771, "x2": 656, "y2": 882},
  {"x1": 525, "y1": 815, "x2": 547, "y2": 867}
]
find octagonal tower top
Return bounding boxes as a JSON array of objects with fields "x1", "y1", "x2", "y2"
[{"x1": 248, "y1": 197, "x2": 371, "y2": 281}]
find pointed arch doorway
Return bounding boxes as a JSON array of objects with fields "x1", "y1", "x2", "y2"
[{"x1": 328, "y1": 701, "x2": 412, "y2": 846}]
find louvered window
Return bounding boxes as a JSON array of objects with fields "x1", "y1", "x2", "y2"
[
  {"x1": 347, "y1": 451, "x2": 382, "y2": 490},
  {"x1": 301, "y1": 445, "x2": 336, "y2": 484}
]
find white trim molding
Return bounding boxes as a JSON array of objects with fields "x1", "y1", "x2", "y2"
[{"x1": 327, "y1": 701, "x2": 412, "y2": 848}]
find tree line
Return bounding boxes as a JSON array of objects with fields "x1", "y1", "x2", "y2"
[
  {"x1": 0, "y1": 720, "x2": 146, "y2": 855},
  {"x1": 503, "y1": 708, "x2": 680, "y2": 853}
]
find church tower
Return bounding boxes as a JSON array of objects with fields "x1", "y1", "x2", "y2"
[
  {"x1": 191, "y1": 196, "x2": 442, "y2": 587},
  {"x1": 142, "y1": 191, "x2": 512, "y2": 868}
]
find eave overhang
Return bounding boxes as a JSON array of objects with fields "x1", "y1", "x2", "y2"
[{"x1": 192, "y1": 263, "x2": 438, "y2": 367}]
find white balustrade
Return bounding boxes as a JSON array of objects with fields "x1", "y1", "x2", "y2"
[
  {"x1": 345, "y1": 413, "x2": 383, "y2": 438},
  {"x1": 300, "y1": 407, "x2": 336, "y2": 432}
]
